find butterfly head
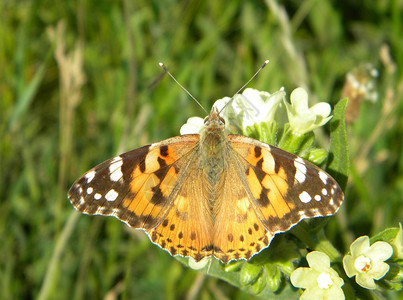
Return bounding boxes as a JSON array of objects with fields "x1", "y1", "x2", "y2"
[{"x1": 204, "y1": 106, "x2": 225, "y2": 133}]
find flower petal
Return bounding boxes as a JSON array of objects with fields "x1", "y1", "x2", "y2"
[
  {"x1": 235, "y1": 89, "x2": 284, "y2": 128},
  {"x1": 212, "y1": 97, "x2": 231, "y2": 112},
  {"x1": 315, "y1": 115, "x2": 333, "y2": 127},
  {"x1": 328, "y1": 268, "x2": 344, "y2": 287},
  {"x1": 180, "y1": 117, "x2": 204, "y2": 135},
  {"x1": 242, "y1": 88, "x2": 266, "y2": 107},
  {"x1": 365, "y1": 241, "x2": 393, "y2": 261},
  {"x1": 300, "y1": 288, "x2": 323, "y2": 300},
  {"x1": 351, "y1": 236, "x2": 370, "y2": 257},
  {"x1": 368, "y1": 261, "x2": 390, "y2": 280},
  {"x1": 301, "y1": 286, "x2": 345, "y2": 300},
  {"x1": 356, "y1": 273, "x2": 376, "y2": 290},
  {"x1": 329, "y1": 285, "x2": 346, "y2": 300},
  {"x1": 310, "y1": 102, "x2": 331, "y2": 118},
  {"x1": 307, "y1": 251, "x2": 330, "y2": 272},
  {"x1": 285, "y1": 87, "x2": 333, "y2": 135},
  {"x1": 343, "y1": 255, "x2": 358, "y2": 277},
  {"x1": 188, "y1": 257, "x2": 210, "y2": 270},
  {"x1": 290, "y1": 87, "x2": 309, "y2": 110},
  {"x1": 290, "y1": 268, "x2": 318, "y2": 289}
]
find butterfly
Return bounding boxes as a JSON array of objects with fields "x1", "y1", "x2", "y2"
[{"x1": 68, "y1": 100, "x2": 344, "y2": 264}]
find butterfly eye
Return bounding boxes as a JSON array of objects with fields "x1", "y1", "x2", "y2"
[
  {"x1": 219, "y1": 117, "x2": 225, "y2": 125},
  {"x1": 204, "y1": 117, "x2": 209, "y2": 124}
]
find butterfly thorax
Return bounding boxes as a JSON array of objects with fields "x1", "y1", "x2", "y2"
[{"x1": 199, "y1": 107, "x2": 229, "y2": 207}]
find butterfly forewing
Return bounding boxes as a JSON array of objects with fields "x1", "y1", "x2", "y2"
[
  {"x1": 229, "y1": 135, "x2": 343, "y2": 233},
  {"x1": 68, "y1": 135, "x2": 200, "y2": 230}
]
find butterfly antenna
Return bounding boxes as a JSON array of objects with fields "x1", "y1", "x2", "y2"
[
  {"x1": 219, "y1": 59, "x2": 269, "y2": 114},
  {"x1": 159, "y1": 62, "x2": 208, "y2": 114}
]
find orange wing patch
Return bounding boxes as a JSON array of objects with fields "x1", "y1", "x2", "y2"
[
  {"x1": 230, "y1": 135, "x2": 343, "y2": 234},
  {"x1": 147, "y1": 167, "x2": 214, "y2": 261},
  {"x1": 68, "y1": 135, "x2": 200, "y2": 231},
  {"x1": 213, "y1": 163, "x2": 274, "y2": 263}
]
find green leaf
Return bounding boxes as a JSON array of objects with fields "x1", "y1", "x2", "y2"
[
  {"x1": 306, "y1": 148, "x2": 328, "y2": 166},
  {"x1": 7, "y1": 47, "x2": 52, "y2": 132},
  {"x1": 370, "y1": 226, "x2": 400, "y2": 244},
  {"x1": 178, "y1": 258, "x2": 299, "y2": 298},
  {"x1": 244, "y1": 121, "x2": 278, "y2": 145},
  {"x1": 277, "y1": 124, "x2": 315, "y2": 156},
  {"x1": 327, "y1": 98, "x2": 349, "y2": 190}
]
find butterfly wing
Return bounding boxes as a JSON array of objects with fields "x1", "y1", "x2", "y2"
[
  {"x1": 69, "y1": 132, "x2": 344, "y2": 264},
  {"x1": 69, "y1": 134, "x2": 214, "y2": 260},
  {"x1": 69, "y1": 135, "x2": 201, "y2": 230},
  {"x1": 229, "y1": 135, "x2": 344, "y2": 232},
  {"x1": 146, "y1": 164, "x2": 214, "y2": 261},
  {"x1": 211, "y1": 135, "x2": 344, "y2": 263},
  {"x1": 212, "y1": 161, "x2": 274, "y2": 263}
]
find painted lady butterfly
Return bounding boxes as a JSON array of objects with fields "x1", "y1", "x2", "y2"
[{"x1": 68, "y1": 65, "x2": 344, "y2": 264}]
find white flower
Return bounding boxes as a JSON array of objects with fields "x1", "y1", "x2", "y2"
[
  {"x1": 225, "y1": 88, "x2": 285, "y2": 130},
  {"x1": 284, "y1": 87, "x2": 332, "y2": 135},
  {"x1": 180, "y1": 88, "x2": 285, "y2": 135},
  {"x1": 290, "y1": 251, "x2": 345, "y2": 300},
  {"x1": 343, "y1": 236, "x2": 393, "y2": 290},
  {"x1": 180, "y1": 116, "x2": 204, "y2": 135},
  {"x1": 180, "y1": 98, "x2": 230, "y2": 135}
]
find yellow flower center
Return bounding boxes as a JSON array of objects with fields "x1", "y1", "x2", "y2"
[
  {"x1": 354, "y1": 255, "x2": 372, "y2": 272},
  {"x1": 317, "y1": 272, "x2": 333, "y2": 289}
]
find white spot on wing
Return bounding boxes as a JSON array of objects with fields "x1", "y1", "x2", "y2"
[
  {"x1": 298, "y1": 211, "x2": 307, "y2": 218},
  {"x1": 294, "y1": 158, "x2": 307, "y2": 184},
  {"x1": 79, "y1": 197, "x2": 85, "y2": 205},
  {"x1": 319, "y1": 171, "x2": 328, "y2": 185},
  {"x1": 110, "y1": 156, "x2": 121, "y2": 164},
  {"x1": 94, "y1": 193, "x2": 102, "y2": 200},
  {"x1": 105, "y1": 189, "x2": 119, "y2": 202},
  {"x1": 85, "y1": 171, "x2": 96, "y2": 183},
  {"x1": 314, "y1": 195, "x2": 321, "y2": 201},
  {"x1": 109, "y1": 157, "x2": 123, "y2": 182},
  {"x1": 299, "y1": 191, "x2": 312, "y2": 203},
  {"x1": 322, "y1": 188, "x2": 328, "y2": 195},
  {"x1": 110, "y1": 169, "x2": 123, "y2": 182},
  {"x1": 87, "y1": 187, "x2": 93, "y2": 194}
]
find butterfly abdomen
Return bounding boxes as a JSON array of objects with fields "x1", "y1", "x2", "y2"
[{"x1": 199, "y1": 130, "x2": 228, "y2": 208}]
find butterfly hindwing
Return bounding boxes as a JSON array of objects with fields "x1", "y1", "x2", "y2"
[
  {"x1": 212, "y1": 160, "x2": 274, "y2": 263},
  {"x1": 147, "y1": 163, "x2": 214, "y2": 262}
]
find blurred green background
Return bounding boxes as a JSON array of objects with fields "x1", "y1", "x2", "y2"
[{"x1": 1, "y1": 1, "x2": 402, "y2": 299}]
